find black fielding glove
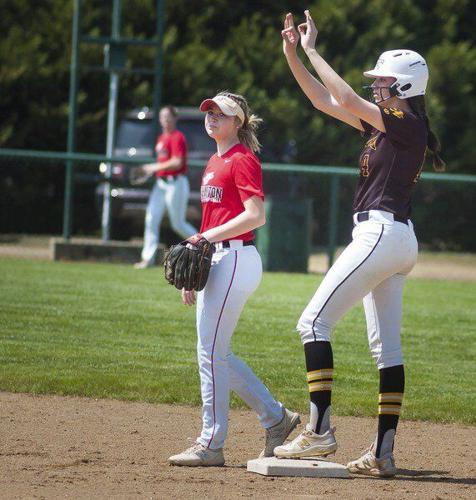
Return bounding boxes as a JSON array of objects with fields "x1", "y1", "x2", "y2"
[{"x1": 164, "y1": 234, "x2": 214, "y2": 291}]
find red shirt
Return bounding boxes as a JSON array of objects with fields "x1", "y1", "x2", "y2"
[
  {"x1": 155, "y1": 129, "x2": 187, "y2": 178},
  {"x1": 199, "y1": 143, "x2": 264, "y2": 241}
]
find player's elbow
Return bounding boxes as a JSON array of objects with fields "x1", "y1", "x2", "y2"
[
  {"x1": 336, "y1": 90, "x2": 358, "y2": 110},
  {"x1": 170, "y1": 156, "x2": 183, "y2": 169},
  {"x1": 255, "y1": 212, "x2": 266, "y2": 228},
  {"x1": 246, "y1": 209, "x2": 265, "y2": 229},
  {"x1": 312, "y1": 100, "x2": 324, "y2": 112}
]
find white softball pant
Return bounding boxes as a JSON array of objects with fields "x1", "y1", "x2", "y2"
[
  {"x1": 298, "y1": 210, "x2": 418, "y2": 369},
  {"x1": 141, "y1": 175, "x2": 197, "y2": 263},
  {"x1": 196, "y1": 241, "x2": 283, "y2": 450}
]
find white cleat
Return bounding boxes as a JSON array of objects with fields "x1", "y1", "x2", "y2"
[
  {"x1": 260, "y1": 408, "x2": 301, "y2": 458},
  {"x1": 133, "y1": 260, "x2": 154, "y2": 269},
  {"x1": 273, "y1": 424, "x2": 337, "y2": 459},
  {"x1": 168, "y1": 442, "x2": 225, "y2": 467},
  {"x1": 347, "y1": 446, "x2": 396, "y2": 477}
]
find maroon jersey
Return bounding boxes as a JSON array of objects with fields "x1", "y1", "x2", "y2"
[
  {"x1": 353, "y1": 107, "x2": 427, "y2": 220},
  {"x1": 199, "y1": 143, "x2": 264, "y2": 241}
]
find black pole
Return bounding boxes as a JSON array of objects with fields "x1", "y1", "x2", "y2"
[{"x1": 63, "y1": 0, "x2": 81, "y2": 239}]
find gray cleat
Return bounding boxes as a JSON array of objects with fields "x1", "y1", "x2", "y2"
[
  {"x1": 168, "y1": 442, "x2": 225, "y2": 467},
  {"x1": 260, "y1": 408, "x2": 301, "y2": 458}
]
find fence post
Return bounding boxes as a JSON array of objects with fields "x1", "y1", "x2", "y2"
[
  {"x1": 327, "y1": 174, "x2": 340, "y2": 269},
  {"x1": 101, "y1": 0, "x2": 122, "y2": 241},
  {"x1": 63, "y1": 0, "x2": 81, "y2": 240},
  {"x1": 151, "y1": 0, "x2": 166, "y2": 142}
]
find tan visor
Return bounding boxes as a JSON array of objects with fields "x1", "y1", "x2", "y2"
[{"x1": 199, "y1": 95, "x2": 245, "y2": 124}]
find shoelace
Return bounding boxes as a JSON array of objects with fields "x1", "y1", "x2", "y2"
[
  {"x1": 303, "y1": 426, "x2": 336, "y2": 438},
  {"x1": 185, "y1": 442, "x2": 204, "y2": 454}
]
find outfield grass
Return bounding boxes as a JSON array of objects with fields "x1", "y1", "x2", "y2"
[{"x1": 0, "y1": 258, "x2": 474, "y2": 424}]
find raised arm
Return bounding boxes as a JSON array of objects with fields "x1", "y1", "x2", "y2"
[
  {"x1": 282, "y1": 13, "x2": 363, "y2": 131},
  {"x1": 298, "y1": 10, "x2": 385, "y2": 133}
]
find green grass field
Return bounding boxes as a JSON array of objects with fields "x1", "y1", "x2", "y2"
[{"x1": 0, "y1": 258, "x2": 474, "y2": 424}]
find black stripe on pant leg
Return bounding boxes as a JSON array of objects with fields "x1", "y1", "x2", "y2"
[{"x1": 311, "y1": 224, "x2": 385, "y2": 339}]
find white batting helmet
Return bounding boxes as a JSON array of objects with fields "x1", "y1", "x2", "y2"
[{"x1": 363, "y1": 49, "x2": 429, "y2": 99}]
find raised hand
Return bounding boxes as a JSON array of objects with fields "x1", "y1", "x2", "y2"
[
  {"x1": 281, "y1": 12, "x2": 299, "y2": 55},
  {"x1": 298, "y1": 10, "x2": 318, "y2": 52}
]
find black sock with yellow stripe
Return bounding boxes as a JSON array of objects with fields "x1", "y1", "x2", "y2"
[
  {"x1": 376, "y1": 365, "x2": 405, "y2": 458},
  {"x1": 304, "y1": 341, "x2": 333, "y2": 435}
]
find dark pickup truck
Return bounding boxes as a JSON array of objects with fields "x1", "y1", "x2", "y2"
[
  {"x1": 97, "y1": 106, "x2": 297, "y2": 240},
  {"x1": 96, "y1": 106, "x2": 215, "y2": 240}
]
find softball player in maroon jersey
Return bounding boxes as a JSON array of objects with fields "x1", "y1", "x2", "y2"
[
  {"x1": 168, "y1": 92, "x2": 300, "y2": 467},
  {"x1": 276, "y1": 11, "x2": 444, "y2": 477}
]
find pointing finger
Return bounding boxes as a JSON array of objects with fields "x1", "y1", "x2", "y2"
[{"x1": 305, "y1": 9, "x2": 317, "y2": 29}]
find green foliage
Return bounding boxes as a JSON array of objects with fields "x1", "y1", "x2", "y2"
[
  {"x1": 0, "y1": 257, "x2": 474, "y2": 424},
  {"x1": 0, "y1": 0, "x2": 475, "y2": 171},
  {"x1": 1, "y1": 1, "x2": 475, "y2": 247}
]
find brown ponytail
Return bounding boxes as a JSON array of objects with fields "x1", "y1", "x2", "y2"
[
  {"x1": 408, "y1": 96, "x2": 446, "y2": 172},
  {"x1": 217, "y1": 91, "x2": 262, "y2": 153},
  {"x1": 161, "y1": 104, "x2": 178, "y2": 117}
]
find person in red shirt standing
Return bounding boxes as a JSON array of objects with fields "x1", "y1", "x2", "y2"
[
  {"x1": 134, "y1": 105, "x2": 197, "y2": 269},
  {"x1": 167, "y1": 92, "x2": 300, "y2": 467}
]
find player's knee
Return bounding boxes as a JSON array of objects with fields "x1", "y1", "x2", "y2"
[
  {"x1": 145, "y1": 209, "x2": 159, "y2": 227},
  {"x1": 145, "y1": 211, "x2": 153, "y2": 225},
  {"x1": 296, "y1": 315, "x2": 331, "y2": 344},
  {"x1": 169, "y1": 218, "x2": 185, "y2": 233},
  {"x1": 371, "y1": 347, "x2": 403, "y2": 370},
  {"x1": 197, "y1": 339, "x2": 228, "y2": 364}
]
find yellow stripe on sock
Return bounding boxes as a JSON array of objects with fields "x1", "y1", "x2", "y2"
[
  {"x1": 379, "y1": 393, "x2": 403, "y2": 403},
  {"x1": 307, "y1": 369, "x2": 334, "y2": 382},
  {"x1": 379, "y1": 405, "x2": 402, "y2": 415},
  {"x1": 308, "y1": 381, "x2": 333, "y2": 392}
]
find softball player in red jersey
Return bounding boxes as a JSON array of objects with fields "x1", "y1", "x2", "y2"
[
  {"x1": 135, "y1": 105, "x2": 197, "y2": 269},
  {"x1": 168, "y1": 92, "x2": 300, "y2": 467},
  {"x1": 275, "y1": 11, "x2": 445, "y2": 477}
]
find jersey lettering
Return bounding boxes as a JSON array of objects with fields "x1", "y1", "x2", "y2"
[
  {"x1": 201, "y1": 185, "x2": 223, "y2": 203},
  {"x1": 383, "y1": 107, "x2": 405, "y2": 119},
  {"x1": 360, "y1": 154, "x2": 370, "y2": 177},
  {"x1": 365, "y1": 136, "x2": 378, "y2": 150},
  {"x1": 203, "y1": 172, "x2": 215, "y2": 185}
]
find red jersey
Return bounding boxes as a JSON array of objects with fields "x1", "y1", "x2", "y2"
[
  {"x1": 199, "y1": 143, "x2": 264, "y2": 241},
  {"x1": 154, "y1": 129, "x2": 187, "y2": 178}
]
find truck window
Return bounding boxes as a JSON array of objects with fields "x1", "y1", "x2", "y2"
[{"x1": 116, "y1": 120, "x2": 155, "y2": 149}]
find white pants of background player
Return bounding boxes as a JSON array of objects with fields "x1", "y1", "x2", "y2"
[
  {"x1": 298, "y1": 210, "x2": 418, "y2": 369},
  {"x1": 196, "y1": 241, "x2": 283, "y2": 450},
  {"x1": 141, "y1": 175, "x2": 197, "y2": 263}
]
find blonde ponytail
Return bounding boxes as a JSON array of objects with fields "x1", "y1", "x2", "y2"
[{"x1": 217, "y1": 91, "x2": 263, "y2": 153}]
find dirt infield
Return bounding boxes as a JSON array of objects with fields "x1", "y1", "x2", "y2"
[{"x1": 1, "y1": 392, "x2": 474, "y2": 499}]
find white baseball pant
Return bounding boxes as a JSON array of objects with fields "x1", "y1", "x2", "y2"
[
  {"x1": 141, "y1": 175, "x2": 197, "y2": 263},
  {"x1": 298, "y1": 210, "x2": 418, "y2": 369},
  {"x1": 196, "y1": 241, "x2": 283, "y2": 450}
]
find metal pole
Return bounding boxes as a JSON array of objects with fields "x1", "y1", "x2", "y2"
[
  {"x1": 63, "y1": 0, "x2": 81, "y2": 240},
  {"x1": 327, "y1": 175, "x2": 340, "y2": 269},
  {"x1": 101, "y1": 0, "x2": 122, "y2": 241},
  {"x1": 151, "y1": 0, "x2": 166, "y2": 143}
]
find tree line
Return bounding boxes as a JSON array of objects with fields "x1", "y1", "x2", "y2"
[{"x1": 1, "y1": 1, "x2": 475, "y2": 248}]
